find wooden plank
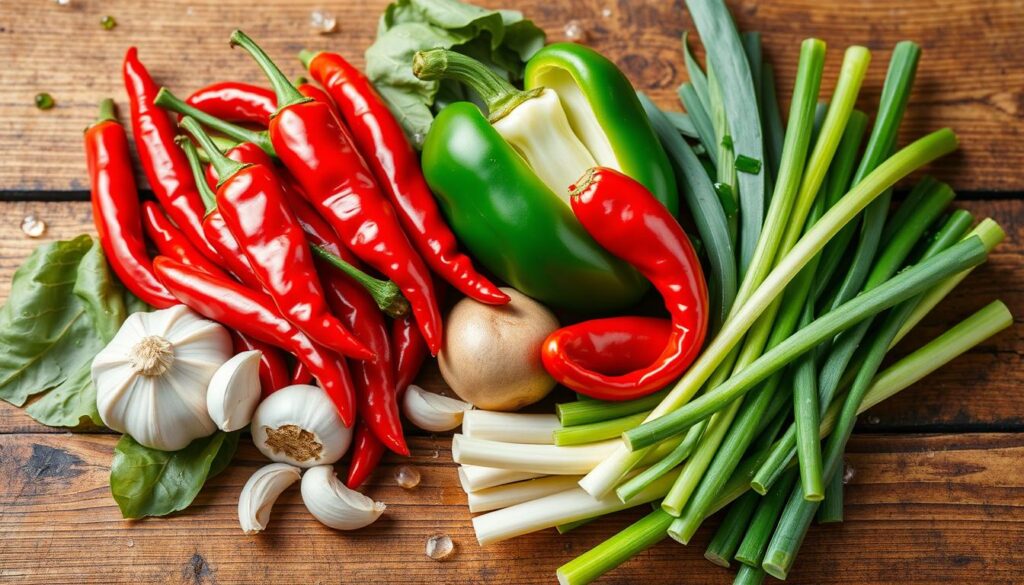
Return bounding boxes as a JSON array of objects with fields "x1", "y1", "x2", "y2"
[
  {"x1": 0, "y1": 433, "x2": 1020, "y2": 584},
  {"x1": 0, "y1": 199, "x2": 1019, "y2": 434},
  {"x1": 0, "y1": 0, "x2": 1022, "y2": 193}
]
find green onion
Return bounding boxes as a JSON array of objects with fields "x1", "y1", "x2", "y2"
[
  {"x1": 662, "y1": 403, "x2": 739, "y2": 516},
  {"x1": 815, "y1": 470, "x2": 844, "y2": 523},
  {"x1": 556, "y1": 508, "x2": 674, "y2": 585},
  {"x1": 733, "y1": 564, "x2": 768, "y2": 585},
  {"x1": 661, "y1": 110, "x2": 699, "y2": 138},
  {"x1": 735, "y1": 155, "x2": 763, "y2": 174},
  {"x1": 682, "y1": 32, "x2": 711, "y2": 111},
  {"x1": 679, "y1": 83, "x2": 719, "y2": 167},
  {"x1": 686, "y1": 0, "x2": 766, "y2": 273},
  {"x1": 557, "y1": 389, "x2": 668, "y2": 427},
  {"x1": 553, "y1": 412, "x2": 648, "y2": 446},
  {"x1": 734, "y1": 469, "x2": 798, "y2": 566},
  {"x1": 704, "y1": 490, "x2": 761, "y2": 567},
  {"x1": 616, "y1": 419, "x2": 707, "y2": 503},
  {"x1": 761, "y1": 63, "x2": 786, "y2": 179},
  {"x1": 555, "y1": 517, "x2": 595, "y2": 534}
]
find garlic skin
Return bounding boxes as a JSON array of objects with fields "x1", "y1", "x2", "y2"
[
  {"x1": 301, "y1": 465, "x2": 385, "y2": 530},
  {"x1": 207, "y1": 350, "x2": 262, "y2": 432},
  {"x1": 250, "y1": 384, "x2": 352, "y2": 468},
  {"x1": 402, "y1": 385, "x2": 472, "y2": 432},
  {"x1": 93, "y1": 305, "x2": 232, "y2": 451},
  {"x1": 238, "y1": 463, "x2": 301, "y2": 534}
]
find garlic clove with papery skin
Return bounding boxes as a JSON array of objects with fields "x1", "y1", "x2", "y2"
[
  {"x1": 250, "y1": 385, "x2": 352, "y2": 468},
  {"x1": 207, "y1": 350, "x2": 262, "y2": 432},
  {"x1": 238, "y1": 463, "x2": 301, "y2": 534},
  {"x1": 301, "y1": 465, "x2": 385, "y2": 530},
  {"x1": 402, "y1": 385, "x2": 473, "y2": 432}
]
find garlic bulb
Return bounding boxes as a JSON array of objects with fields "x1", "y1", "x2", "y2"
[
  {"x1": 250, "y1": 384, "x2": 352, "y2": 468},
  {"x1": 402, "y1": 385, "x2": 473, "y2": 432},
  {"x1": 207, "y1": 350, "x2": 262, "y2": 432},
  {"x1": 93, "y1": 305, "x2": 232, "y2": 451},
  {"x1": 238, "y1": 463, "x2": 301, "y2": 534},
  {"x1": 301, "y1": 465, "x2": 385, "y2": 530}
]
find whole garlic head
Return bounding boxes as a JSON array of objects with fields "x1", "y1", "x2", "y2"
[
  {"x1": 239, "y1": 463, "x2": 301, "y2": 534},
  {"x1": 250, "y1": 384, "x2": 352, "y2": 468},
  {"x1": 93, "y1": 305, "x2": 232, "y2": 451},
  {"x1": 301, "y1": 465, "x2": 385, "y2": 530}
]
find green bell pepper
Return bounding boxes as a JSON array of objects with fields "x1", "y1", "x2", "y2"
[{"x1": 415, "y1": 43, "x2": 677, "y2": 312}]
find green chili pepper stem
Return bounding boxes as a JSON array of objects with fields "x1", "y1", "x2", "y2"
[
  {"x1": 311, "y1": 245, "x2": 409, "y2": 318},
  {"x1": 230, "y1": 30, "x2": 309, "y2": 111},
  {"x1": 175, "y1": 135, "x2": 219, "y2": 214},
  {"x1": 178, "y1": 117, "x2": 248, "y2": 188},
  {"x1": 412, "y1": 49, "x2": 542, "y2": 123},
  {"x1": 154, "y1": 87, "x2": 275, "y2": 156},
  {"x1": 298, "y1": 49, "x2": 320, "y2": 69},
  {"x1": 96, "y1": 98, "x2": 117, "y2": 124}
]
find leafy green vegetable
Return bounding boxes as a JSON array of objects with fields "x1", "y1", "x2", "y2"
[
  {"x1": 366, "y1": 0, "x2": 545, "y2": 146},
  {"x1": 0, "y1": 235, "x2": 135, "y2": 428},
  {"x1": 110, "y1": 431, "x2": 241, "y2": 519}
]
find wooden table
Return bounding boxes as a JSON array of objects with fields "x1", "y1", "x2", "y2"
[{"x1": 1, "y1": 1, "x2": 1022, "y2": 583}]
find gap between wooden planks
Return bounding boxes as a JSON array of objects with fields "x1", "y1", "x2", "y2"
[{"x1": 0, "y1": 0, "x2": 1022, "y2": 192}]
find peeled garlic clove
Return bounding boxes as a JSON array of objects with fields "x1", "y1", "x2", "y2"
[
  {"x1": 250, "y1": 385, "x2": 352, "y2": 468},
  {"x1": 238, "y1": 463, "x2": 301, "y2": 534},
  {"x1": 207, "y1": 350, "x2": 262, "y2": 432},
  {"x1": 402, "y1": 385, "x2": 472, "y2": 432},
  {"x1": 301, "y1": 465, "x2": 385, "y2": 530}
]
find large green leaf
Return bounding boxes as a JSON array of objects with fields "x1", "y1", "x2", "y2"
[
  {"x1": 0, "y1": 236, "x2": 130, "y2": 428},
  {"x1": 110, "y1": 431, "x2": 241, "y2": 519}
]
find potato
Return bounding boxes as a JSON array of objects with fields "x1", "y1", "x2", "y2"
[{"x1": 438, "y1": 288, "x2": 559, "y2": 411}]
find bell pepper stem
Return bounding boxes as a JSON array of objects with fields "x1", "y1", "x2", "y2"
[
  {"x1": 311, "y1": 245, "x2": 410, "y2": 318},
  {"x1": 178, "y1": 117, "x2": 248, "y2": 189},
  {"x1": 230, "y1": 30, "x2": 310, "y2": 112},
  {"x1": 412, "y1": 49, "x2": 541, "y2": 123},
  {"x1": 154, "y1": 87, "x2": 276, "y2": 156},
  {"x1": 298, "y1": 49, "x2": 320, "y2": 70},
  {"x1": 175, "y1": 134, "x2": 218, "y2": 214}
]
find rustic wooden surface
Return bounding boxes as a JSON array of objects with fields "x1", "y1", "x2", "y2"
[{"x1": 0, "y1": 0, "x2": 1022, "y2": 584}]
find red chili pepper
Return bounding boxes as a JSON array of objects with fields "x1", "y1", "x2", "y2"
[
  {"x1": 290, "y1": 361, "x2": 314, "y2": 386},
  {"x1": 541, "y1": 168, "x2": 709, "y2": 401},
  {"x1": 140, "y1": 201, "x2": 231, "y2": 280},
  {"x1": 231, "y1": 31, "x2": 443, "y2": 356},
  {"x1": 542, "y1": 316, "x2": 673, "y2": 374},
  {"x1": 185, "y1": 81, "x2": 276, "y2": 126},
  {"x1": 346, "y1": 422, "x2": 386, "y2": 489},
  {"x1": 302, "y1": 50, "x2": 509, "y2": 307},
  {"x1": 123, "y1": 48, "x2": 220, "y2": 263},
  {"x1": 85, "y1": 99, "x2": 177, "y2": 309},
  {"x1": 154, "y1": 256, "x2": 357, "y2": 426},
  {"x1": 180, "y1": 118, "x2": 373, "y2": 361},
  {"x1": 231, "y1": 330, "x2": 292, "y2": 398}
]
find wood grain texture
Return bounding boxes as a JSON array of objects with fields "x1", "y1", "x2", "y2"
[
  {"x1": 0, "y1": 433, "x2": 1021, "y2": 584},
  {"x1": 1, "y1": 0, "x2": 1022, "y2": 193}
]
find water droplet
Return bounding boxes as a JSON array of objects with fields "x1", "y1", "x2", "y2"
[
  {"x1": 34, "y1": 93, "x2": 55, "y2": 110},
  {"x1": 126, "y1": 538, "x2": 135, "y2": 548},
  {"x1": 21, "y1": 213, "x2": 47, "y2": 238},
  {"x1": 310, "y1": 10, "x2": 338, "y2": 35},
  {"x1": 563, "y1": 20, "x2": 588, "y2": 43},
  {"x1": 842, "y1": 461, "x2": 855, "y2": 484},
  {"x1": 54, "y1": 0, "x2": 71, "y2": 6},
  {"x1": 100, "y1": 15, "x2": 117, "y2": 30},
  {"x1": 601, "y1": 7, "x2": 612, "y2": 17},
  {"x1": 185, "y1": 6, "x2": 194, "y2": 16},
  {"x1": 394, "y1": 465, "x2": 421, "y2": 489},
  {"x1": 866, "y1": 415, "x2": 880, "y2": 425},
  {"x1": 431, "y1": 450, "x2": 439, "y2": 459},
  {"x1": 425, "y1": 533, "x2": 453, "y2": 560}
]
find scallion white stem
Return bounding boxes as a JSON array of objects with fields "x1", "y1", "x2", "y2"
[
  {"x1": 453, "y1": 435, "x2": 620, "y2": 475},
  {"x1": 458, "y1": 465, "x2": 544, "y2": 493},
  {"x1": 467, "y1": 475, "x2": 583, "y2": 513},
  {"x1": 461, "y1": 410, "x2": 560, "y2": 444}
]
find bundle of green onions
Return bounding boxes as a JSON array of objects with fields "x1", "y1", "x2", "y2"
[{"x1": 447, "y1": 0, "x2": 1013, "y2": 582}]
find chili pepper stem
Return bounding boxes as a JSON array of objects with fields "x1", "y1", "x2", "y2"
[
  {"x1": 312, "y1": 245, "x2": 410, "y2": 318},
  {"x1": 96, "y1": 98, "x2": 117, "y2": 124},
  {"x1": 298, "y1": 49, "x2": 319, "y2": 69},
  {"x1": 178, "y1": 117, "x2": 248, "y2": 187},
  {"x1": 175, "y1": 135, "x2": 218, "y2": 214},
  {"x1": 230, "y1": 30, "x2": 310, "y2": 112},
  {"x1": 155, "y1": 87, "x2": 276, "y2": 156},
  {"x1": 413, "y1": 49, "x2": 542, "y2": 123}
]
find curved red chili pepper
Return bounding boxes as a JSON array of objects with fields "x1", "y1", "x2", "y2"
[
  {"x1": 231, "y1": 31, "x2": 443, "y2": 356},
  {"x1": 123, "y1": 48, "x2": 220, "y2": 263},
  {"x1": 141, "y1": 201, "x2": 231, "y2": 280},
  {"x1": 393, "y1": 311, "x2": 430, "y2": 393},
  {"x1": 303, "y1": 51, "x2": 509, "y2": 307},
  {"x1": 181, "y1": 120, "x2": 373, "y2": 361},
  {"x1": 154, "y1": 256, "x2": 357, "y2": 426},
  {"x1": 185, "y1": 81, "x2": 276, "y2": 126},
  {"x1": 544, "y1": 317, "x2": 674, "y2": 375},
  {"x1": 231, "y1": 331, "x2": 292, "y2": 398},
  {"x1": 85, "y1": 100, "x2": 177, "y2": 309},
  {"x1": 290, "y1": 361, "x2": 314, "y2": 386},
  {"x1": 346, "y1": 421, "x2": 386, "y2": 489},
  {"x1": 541, "y1": 168, "x2": 709, "y2": 401}
]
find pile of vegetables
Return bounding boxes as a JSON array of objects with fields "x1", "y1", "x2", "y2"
[{"x1": 0, "y1": 0, "x2": 1014, "y2": 580}]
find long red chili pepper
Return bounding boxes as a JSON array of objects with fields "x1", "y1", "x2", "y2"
[
  {"x1": 230, "y1": 31, "x2": 444, "y2": 356},
  {"x1": 123, "y1": 48, "x2": 220, "y2": 263},
  {"x1": 85, "y1": 99, "x2": 177, "y2": 309},
  {"x1": 543, "y1": 316, "x2": 673, "y2": 374},
  {"x1": 232, "y1": 331, "x2": 292, "y2": 398},
  {"x1": 185, "y1": 81, "x2": 276, "y2": 126},
  {"x1": 180, "y1": 117, "x2": 372, "y2": 361},
  {"x1": 290, "y1": 361, "x2": 314, "y2": 386},
  {"x1": 302, "y1": 50, "x2": 509, "y2": 307},
  {"x1": 541, "y1": 168, "x2": 709, "y2": 400},
  {"x1": 154, "y1": 256, "x2": 357, "y2": 426}
]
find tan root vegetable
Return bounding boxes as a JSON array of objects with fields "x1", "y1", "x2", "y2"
[{"x1": 438, "y1": 287, "x2": 558, "y2": 411}]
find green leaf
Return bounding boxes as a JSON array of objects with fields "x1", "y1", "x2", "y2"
[
  {"x1": 110, "y1": 431, "x2": 240, "y2": 519},
  {"x1": 0, "y1": 235, "x2": 128, "y2": 428}
]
